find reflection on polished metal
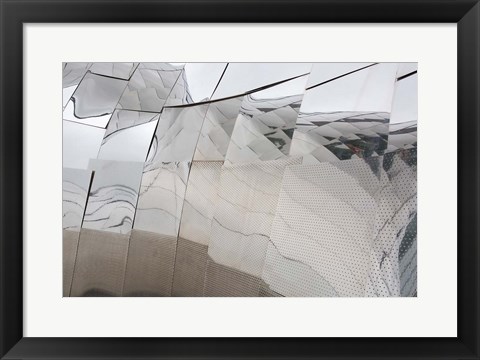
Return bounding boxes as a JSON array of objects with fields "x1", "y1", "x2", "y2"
[
  {"x1": 263, "y1": 158, "x2": 381, "y2": 297},
  {"x1": 63, "y1": 62, "x2": 417, "y2": 297},
  {"x1": 89, "y1": 62, "x2": 139, "y2": 80},
  {"x1": 387, "y1": 121, "x2": 417, "y2": 152},
  {"x1": 97, "y1": 116, "x2": 158, "y2": 162},
  {"x1": 165, "y1": 63, "x2": 227, "y2": 106},
  {"x1": 62, "y1": 167, "x2": 93, "y2": 297},
  {"x1": 62, "y1": 168, "x2": 92, "y2": 231},
  {"x1": 63, "y1": 71, "x2": 128, "y2": 128},
  {"x1": 82, "y1": 159, "x2": 144, "y2": 235},
  {"x1": 63, "y1": 62, "x2": 92, "y2": 88},
  {"x1": 225, "y1": 76, "x2": 307, "y2": 164},
  {"x1": 63, "y1": 62, "x2": 91, "y2": 109},
  {"x1": 117, "y1": 66, "x2": 181, "y2": 112},
  {"x1": 134, "y1": 161, "x2": 190, "y2": 236},
  {"x1": 305, "y1": 62, "x2": 376, "y2": 88},
  {"x1": 207, "y1": 157, "x2": 302, "y2": 278},
  {"x1": 179, "y1": 161, "x2": 223, "y2": 246},
  {"x1": 63, "y1": 120, "x2": 106, "y2": 170},
  {"x1": 193, "y1": 97, "x2": 243, "y2": 161},
  {"x1": 290, "y1": 111, "x2": 390, "y2": 164},
  {"x1": 145, "y1": 104, "x2": 209, "y2": 165},
  {"x1": 211, "y1": 63, "x2": 312, "y2": 100},
  {"x1": 289, "y1": 63, "x2": 399, "y2": 164},
  {"x1": 365, "y1": 148, "x2": 417, "y2": 297}
]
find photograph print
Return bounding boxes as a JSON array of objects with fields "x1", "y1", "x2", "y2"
[{"x1": 62, "y1": 62, "x2": 417, "y2": 297}]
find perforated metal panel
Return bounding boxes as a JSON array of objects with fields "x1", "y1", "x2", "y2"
[
  {"x1": 204, "y1": 258, "x2": 262, "y2": 297},
  {"x1": 63, "y1": 230, "x2": 80, "y2": 297},
  {"x1": 207, "y1": 157, "x2": 301, "y2": 278},
  {"x1": 70, "y1": 228, "x2": 130, "y2": 297},
  {"x1": 365, "y1": 148, "x2": 417, "y2": 297},
  {"x1": 123, "y1": 230, "x2": 177, "y2": 297},
  {"x1": 134, "y1": 161, "x2": 190, "y2": 236},
  {"x1": 171, "y1": 238, "x2": 209, "y2": 297},
  {"x1": 262, "y1": 158, "x2": 381, "y2": 297},
  {"x1": 178, "y1": 161, "x2": 223, "y2": 246}
]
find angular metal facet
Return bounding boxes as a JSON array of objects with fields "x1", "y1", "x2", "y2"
[
  {"x1": 145, "y1": 104, "x2": 208, "y2": 165},
  {"x1": 290, "y1": 64, "x2": 398, "y2": 163},
  {"x1": 212, "y1": 63, "x2": 312, "y2": 100},
  {"x1": 263, "y1": 158, "x2": 382, "y2": 297},
  {"x1": 82, "y1": 159, "x2": 144, "y2": 234},
  {"x1": 179, "y1": 161, "x2": 223, "y2": 246},
  {"x1": 225, "y1": 76, "x2": 307, "y2": 164},
  {"x1": 63, "y1": 120, "x2": 105, "y2": 170},
  {"x1": 365, "y1": 148, "x2": 417, "y2": 297},
  {"x1": 193, "y1": 97, "x2": 243, "y2": 161},
  {"x1": 62, "y1": 168, "x2": 93, "y2": 231},
  {"x1": 97, "y1": 116, "x2": 158, "y2": 162},
  {"x1": 208, "y1": 157, "x2": 301, "y2": 277},
  {"x1": 134, "y1": 161, "x2": 190, "y2": 236},
  {"x1": 306, "y1": 62, "x2": 376, "y2": 88},
  {"x1": 117, "y1": 67, "x2": 181, "y2": 112},
  {"x1": 89, "y1": 62, "x2": 139, "y2": 80},
  {"x1": 63, "y1": 72, "x2": 128, "y2": 128},
  {"x1": 165, "y1": 63, "x2": 227, "y2": 106}
]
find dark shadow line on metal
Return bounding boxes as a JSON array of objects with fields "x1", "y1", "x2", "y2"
[
  {"x1": 163, "y1": 72, "x2": 310, "y2": 109},
  {"x1": 210, "y1": 63, "x2": 229, "y2": 99},
  {"x1": 397, "y1": 70, "x2": 417, "y2": 81},
  {"x1": 68, "y1": 170, "x2": 95, "y2": 297},
  {"x1": 306, "y1": 63, "x2": 379, "y2": 90}
]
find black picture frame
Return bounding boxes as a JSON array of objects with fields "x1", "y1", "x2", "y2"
[{"x1": 1, "y1": 0, "x2": 478, "y2": 359}]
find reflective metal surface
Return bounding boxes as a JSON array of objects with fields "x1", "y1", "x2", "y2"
[
  {"x1": 211, "y1": 63, "x2": 312, "y2": 100},
  {"x1": 193, "y1": 97, "x2": 243, "y2": 161},
  {"x1": 62, "y1": 168, "x2": 92, "y2": 231},
  {"x1": 63, "y1": 62, "x2": 417, "y2": 297},
  {"x1": 63, "y1": 72, "x2": 128, "y2": 128},
  {"x1": 63, "y1": 120, "x2": 105, "y2": 169},
  {"x1": 134, "y1": 161, "x2": 190, "y2": 236},
  {"x1": 117, "y1": 66, "x2": 181, "y2": 112},
  {"x1": 165, "y1": 63, "x2": 227, "y2": 106},
  {"x1": 97, "y1": 116, "x2": 158, "y2": 162},
  {"x1": 82, "y1": 159, "x2": 144, "y2": 234},
  {"x1": 225, "y1": 76, "x2": 307, "y2": 164},
  {"x1": 145, "y1": 104, "x2": 208, "y2": 165},
  {"x1": 89, "y1": 62, "x2": 139, "y2": 80}
]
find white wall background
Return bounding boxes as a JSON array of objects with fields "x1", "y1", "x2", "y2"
[{"x1": 24, "y1": 24, "x2": 457, "y2": 337}]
